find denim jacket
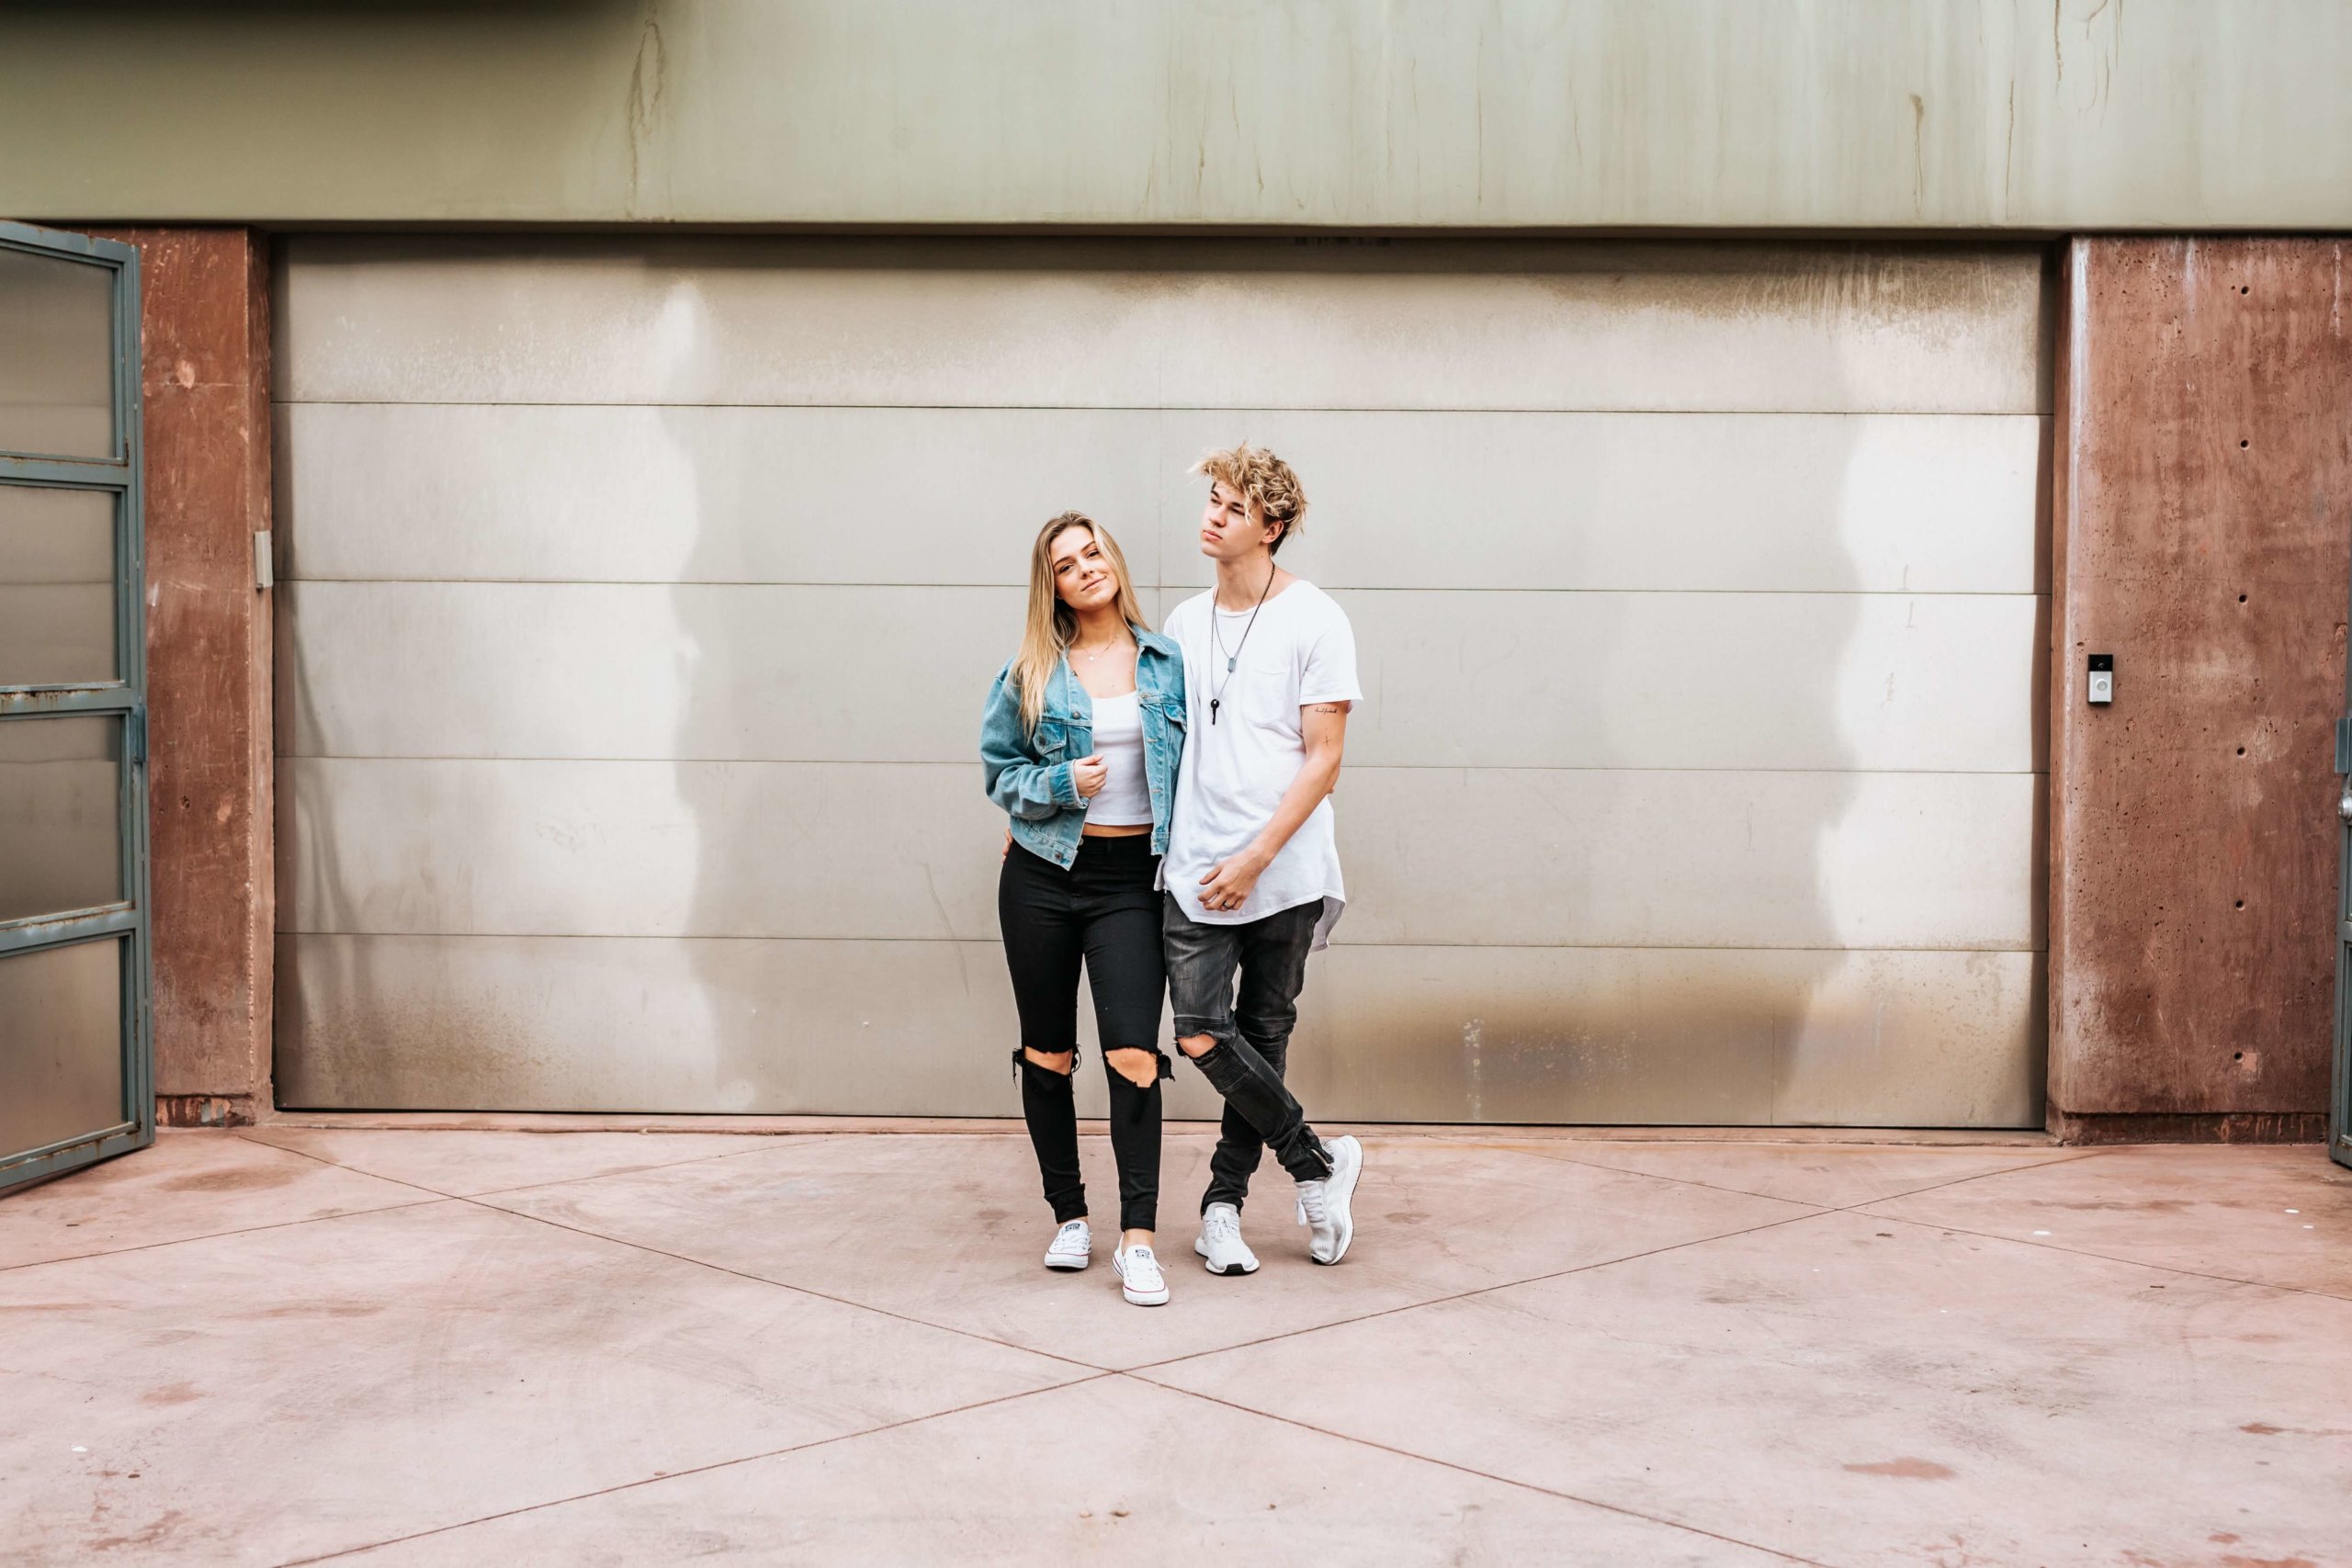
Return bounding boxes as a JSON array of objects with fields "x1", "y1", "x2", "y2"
[{"x1": 980, "y1": 629, "x2": 1186, "y2": 868}]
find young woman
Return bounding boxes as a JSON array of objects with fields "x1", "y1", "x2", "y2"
[{"x1": 980, "y1": 512, "x2": 1188, "y2": 1307}]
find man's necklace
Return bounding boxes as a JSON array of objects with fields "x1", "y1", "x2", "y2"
[{"x1": 1207, "y1": 568, "x2": 1276, "y2": 725}]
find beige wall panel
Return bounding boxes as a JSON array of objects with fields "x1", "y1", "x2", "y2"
[
  {"x1": 277, "y1": 934, "x2": 2036, "y2": 1126},
  {"x1": 283, "y1": 760, "x2": 2035, "y2": 953},
  {"x1": 278, "y1": 240, "x2": 2044, "y2": 415},
  {"x1": 1157, "y1": 412, "x2": 2049, "y2": 595},
  {"x1": 277, "y1": 581, "x2": 1023, "y2": 762},
  {"x1": 280, "y1": 580, "x2": 2040, "y2": 773},
  {"x1": 277, "y1": 933, "x2": 1224, "y2": 1121},
  {"x1": 276, "y1": 403, "x2": 1165, "y2": 587},
  {"x1": 279, "y1": 760, "x2": 1004, "y2": 942},
  {"x1": 1287, "y1": 945, "x2": 2043, "y2": 1128},
  {"x1": 10, "y1": 4, "x2": 2350, "y2": 230},
  {"x1": 279, "y1": 404, "x2": 2045, "y2": 595},
  {"x1": 1341, "y1": 590, "x2": 2044, "y2": 774},
  {"x1": 1335, "y1": 769, "x2": 2042, "y2": 953}
]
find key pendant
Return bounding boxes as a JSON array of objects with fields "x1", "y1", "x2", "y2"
[{"x1": 1209, "y1": 698, "x2": 1220, "y2": 724}]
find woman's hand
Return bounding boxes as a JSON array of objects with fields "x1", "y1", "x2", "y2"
[{"x1": 1070, "y1": 754, "x2": 1108, "y2": 798}]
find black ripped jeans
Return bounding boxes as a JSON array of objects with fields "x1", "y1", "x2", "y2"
[
  {"x1": 999, "y1": 835, "x2": 1169, "y2": 1233},
  {"x1": 1164, "y1": 895, "x2": 1332, "y2": 1210}
]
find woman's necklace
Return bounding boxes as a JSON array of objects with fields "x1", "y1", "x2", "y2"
[
  {"x1": 1072, "y1": 632, "x2": 1130, "y2": 664},
  {"x1": 1207, "y1": 567, "x2": 1276, "y2": 725}
]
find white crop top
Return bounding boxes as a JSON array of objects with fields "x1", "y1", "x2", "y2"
[{"x1": 1083, "y1": 691, "x2": 1153, "y2": 826}]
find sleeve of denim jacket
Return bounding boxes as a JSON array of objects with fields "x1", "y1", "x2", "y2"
[{"x1": 980, "y1": 662, "x2": 1080, "y2": 819}]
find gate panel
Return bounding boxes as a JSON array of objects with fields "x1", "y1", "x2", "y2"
[{"x1": 0, "y1": 220, "x2": 151, "y2": 1192}]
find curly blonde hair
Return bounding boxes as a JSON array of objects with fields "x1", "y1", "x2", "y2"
[{"x1": 1193, "y1": 442, "x2": 1307, "y2": 555}]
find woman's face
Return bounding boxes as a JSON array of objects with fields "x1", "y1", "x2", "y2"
[{"x1": 1048, "y1": 525, "x2": 1121, "y2": 613}]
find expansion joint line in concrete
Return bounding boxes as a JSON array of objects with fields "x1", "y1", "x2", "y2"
[
  {"x1": 271, "y1": 1375, "x2": 1117, "y2": 1568},
  {"x1": 1500, "y1": 1142, "x2": 2106, "y2": 1210},
  {"x1": 0, "y1": 1194, "x2": 451, "y2": 1276},
  {"x1": 1135, "y1": 1375, "x2": 1839, "y2": 1568},
  {"x1": 1115, "y1": 1148, "x2": 2112, "y2": 1376},
  {"x1": 234, "y1": 1133, "x2": 1115, "y2": 1377},
  {"x1": 1511, "y1": 1142, "x2": 2352, "y2": 1308}
]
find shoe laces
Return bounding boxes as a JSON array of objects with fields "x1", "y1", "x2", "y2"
[
  {"x1": 1123, "y1": 1247, "x2": 1161, "y2": 1280},
  {"x1": 1203, "y1": 1206, "x2": 1239, "y2": 1243},
  {"x1": 1297, "y1": 1179, "x2": 1329, "y2": 1226},
  {"x1": 1054, "y1": 1220, "x2": 1087, "y2": 1247}
]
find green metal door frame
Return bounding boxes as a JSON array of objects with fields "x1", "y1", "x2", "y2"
[{"x1": 0, "y1": 219, "x2": 153, "y2": 1192}]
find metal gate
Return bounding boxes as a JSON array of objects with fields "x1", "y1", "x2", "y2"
[{"x1": 0, "y1": 220, "x2": 152, "y2": 1192}]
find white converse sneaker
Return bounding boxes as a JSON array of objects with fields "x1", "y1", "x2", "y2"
[
  {"x1": 1112, "y1": 1244, "x2": 1170, "y2": 1306},
  {"x1": 1194, "y1": 1201, "x2": 1260, "y2": 1276},
  {"x1": 1295, "y1": 1135, "x2": 1363, "y2": 1265},
  {"x1": 1043, "y1": 1218, "x2": 1091, "y2": 1271}
]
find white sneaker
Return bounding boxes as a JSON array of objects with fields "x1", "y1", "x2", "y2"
[
  {"x1": 1044, "y1": 1219, "x2": 1091, "y2": 1271},
  {"x1": 1194, "y1": 1201, "x2": 1260, "y2": 1276},
  {"x1": 1112, "y1": 1245, "x2": 1170, "y2": 1306},
  {"x1": 1295, "y1": 1135, "x2": 1363, "y2": 1265}
]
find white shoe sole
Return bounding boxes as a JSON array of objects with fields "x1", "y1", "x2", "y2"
[
  {"x1": 1112, "y1": 1256, "x2": 1170, "y2": 1306},
  {"x1": 1193, "y1": 1236, "x2": 1260, "y2": 1276},
  {"x1": 1310, "y1": 1137, "x2": 1362, "y2": 1266}
]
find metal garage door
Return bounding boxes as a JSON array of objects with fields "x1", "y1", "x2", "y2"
[{"x1": 274, "y1": 237, "x2": 2047, "y2": 1125}]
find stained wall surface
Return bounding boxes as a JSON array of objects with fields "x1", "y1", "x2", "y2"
[
  {"x1": 6, "y1": 2, "x2": 2352, "y2": 231},
  {"x1": 273, "y1": 236, "x2": 2050, "y2": 1124},
  {"x1": 85, "y1": 228, "x2": 275, "y2": 1126},
  {"x1": 2049, "y1": 238, "x2": 2352, "y2": 1137}
]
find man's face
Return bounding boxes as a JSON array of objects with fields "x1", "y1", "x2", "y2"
[{"x1": 1199, "y1": 479, "x2": 1275, "y2": 562}]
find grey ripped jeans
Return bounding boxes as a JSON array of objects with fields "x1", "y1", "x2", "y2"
[{"x1": 1163, "y1": 894, "x2": 1333, "y2": 1209}]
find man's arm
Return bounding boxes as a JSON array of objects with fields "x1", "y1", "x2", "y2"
[{"x1": 1196, "y1": 701, "x2": 1349, "y2": 911}]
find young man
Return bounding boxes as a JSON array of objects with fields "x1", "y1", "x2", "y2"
[{"x1": 1161, "y1": 442, "x2": 1365, "y2": 1269}]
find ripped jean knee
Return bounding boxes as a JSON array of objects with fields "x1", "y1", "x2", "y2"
[
  {"x1": 1172, "y1": 1013, "x2": 1234, "y2": 1057},
  {"x1": 1104, "y1": 1046, "x2": 1172, "y2": 1088}
]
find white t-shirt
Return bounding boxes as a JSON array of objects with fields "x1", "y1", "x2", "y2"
[{"x1": 1161, "y1": 579, "x2": 1363, "y2": 949}]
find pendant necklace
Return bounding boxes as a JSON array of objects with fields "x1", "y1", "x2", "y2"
[{"x1": 1207, "y1": 567, "x2": 1276, "y2": 725}]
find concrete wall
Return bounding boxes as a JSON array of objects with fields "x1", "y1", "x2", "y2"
[
  {"x1": 84, "y1": 230, "x2": 275, "y2": 1128},
  {"x1": 7, "y1": 2, "x2": 2352, "y2": 231},
  {"x1": 2049, "y1": 238, "x2": 2352, "y2": 1143}
]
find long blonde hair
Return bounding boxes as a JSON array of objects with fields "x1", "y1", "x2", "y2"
[{"x1": 1012, "y1": 512, "x2": 1148, "y2": 736}]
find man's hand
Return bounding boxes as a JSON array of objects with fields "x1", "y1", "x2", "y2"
[
  {"x1": 1197, "y1": 847, "x2": 1270, "y2": 912},
  {"x1": 1070, "y1": 754, "x2": 1108, "y2": 798}
]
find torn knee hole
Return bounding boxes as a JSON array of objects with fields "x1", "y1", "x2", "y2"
[
  {"x1": 1020, "y1": 1047, "x2": 1076, "y2": 1076},
  {"x1": 1104, "y1": 1048, "x2": 1164, "y2": 1089},
  {"x1": 1175, "y1": 1033, "x2": 1216, "y2": 1059}
]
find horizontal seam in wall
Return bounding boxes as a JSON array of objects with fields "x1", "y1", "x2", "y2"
[
  {"x1": 276, "y1": 757, "x2": 2052, "y2": 774},
  {"x1": 270, "y1": 399, "x2": 2052, "y2": 418},
  {"x1": 277, "y1": 580, "x2": 2053, "y2": 596},
  {"x1": 276, "y1": 932, "x2": 2048, "y2": 953}
]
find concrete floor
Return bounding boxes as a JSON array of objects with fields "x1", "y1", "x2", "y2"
[{"x1": 3, "y1": 1128, "x2": 2348, "y2": 1566}]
